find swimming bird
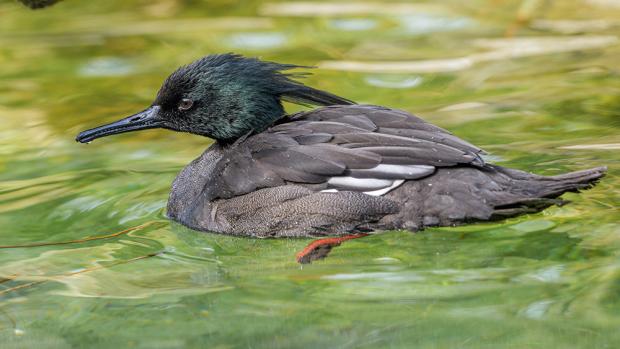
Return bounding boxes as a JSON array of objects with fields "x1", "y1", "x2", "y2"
[{"x1": 76, "y1": 53, "x2": 606, "y2": 263}]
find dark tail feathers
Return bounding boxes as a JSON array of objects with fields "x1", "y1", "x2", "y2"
[
  {"x1": 490, "y1": 166, "x2": 607, "y2": 219},
  {"x1": 378, "y1": 165, "x2": 606, "y2": 230}
]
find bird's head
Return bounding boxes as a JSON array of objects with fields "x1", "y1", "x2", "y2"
[{"x1": 76, "y1": 53, "x2": 353, "y2": 144}]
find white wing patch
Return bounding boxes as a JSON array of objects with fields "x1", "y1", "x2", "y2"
[
  {"x1": 321, "y1": 164, "x2": 435, "y2": 196},
  {"x1": 326, "y1": 177, "x2": 394, "y2": 191},
  {"x1": 363, "y1": 179, "x2": 405, "y2": 196},
  {"x1": 349, "y1": 164, "x2": 435, "y2": 179}
]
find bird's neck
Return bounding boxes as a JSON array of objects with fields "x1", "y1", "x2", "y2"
[{"x1": 211, "y1": 99, "x2": 286, "y2": 143}]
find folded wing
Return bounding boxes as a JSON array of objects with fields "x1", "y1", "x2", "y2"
[{"x1": 209, "y1": 105, "x2": 485, "y2": 199}]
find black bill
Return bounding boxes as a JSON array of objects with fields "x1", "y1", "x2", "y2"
[{"x1": 76, "y1": 106, "x2": 163, "y2": 143}]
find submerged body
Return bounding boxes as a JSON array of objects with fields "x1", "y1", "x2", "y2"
[
  {"x1": 166, "y1": 104, "x2": 605, "y2": 237},
  {"x1": 76, "y1": 53, "x2": 606, "y2": 241}
]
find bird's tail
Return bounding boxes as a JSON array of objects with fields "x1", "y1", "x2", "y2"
[
  {"x1": 490, "y1": 165, "x2": 607, "y2": 218},
  {"x1": 379, "y1": 165, "x2": 606, "y2": 230}
]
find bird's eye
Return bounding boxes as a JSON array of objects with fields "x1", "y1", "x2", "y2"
[{"x1": 178, "y1": 98, "x2": 193, "y2": 111}]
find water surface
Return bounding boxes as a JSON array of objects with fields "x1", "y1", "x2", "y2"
[{"x1": 0, "y1": 1, "x2": 619, "y2": 348}]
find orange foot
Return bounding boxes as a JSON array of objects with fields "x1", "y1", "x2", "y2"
[{"x1": 296, "y1": 234, "x2": 369, "y2": 264}]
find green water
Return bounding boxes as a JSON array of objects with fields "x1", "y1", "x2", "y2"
[{"x1": 1, "y1": 0, "x2": 619, "y2": 348}]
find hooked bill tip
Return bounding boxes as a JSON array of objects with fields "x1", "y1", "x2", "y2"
[{"x1": 75, "y1": 132, "x2": 92, "y2": 144}]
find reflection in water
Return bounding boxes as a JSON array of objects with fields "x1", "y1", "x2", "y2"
[
  {"x1": 78, "y1": 57, "x2": 134, "y2": 77},
  {"x1": 320, "y1": 35, "x2": 619, "y2": 73},
  {"x1": 364, "y1": 75, "x2": 423, "y2": 89},
  {"x1": 226, "y1": 33, "x2": 287, "y2": 50},
  {"x1": 0, "y1": 0, "x2": 619, "y2": 347},
  {"x1": 398, "y1": 14, "x2": 471, "y2": 34},
  {"x1": 260, "y1": 2, "x2": 444, "y2": 16},
  {"x1": 329, "y1": 18, "x2": 377, "y2": 31}
]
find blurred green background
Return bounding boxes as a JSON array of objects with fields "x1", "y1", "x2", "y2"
[{"x1": 0, "y1": 0, "x2": 619, "y2": 348}]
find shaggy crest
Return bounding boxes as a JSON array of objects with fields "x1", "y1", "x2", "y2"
[
  {"x1": 156, "y1": 53, "x2": 353, "y2": 108},
  {"x1": 153, "y1": 53, "x2": 354, "y2": 141}
]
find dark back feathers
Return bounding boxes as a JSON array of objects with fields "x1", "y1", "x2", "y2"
[{"x1": 201, "y1": 105, "x2": 486, "y2": 200}]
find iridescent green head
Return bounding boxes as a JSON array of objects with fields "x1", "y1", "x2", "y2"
[{"x1": 76, "y1": 53, "x2": 353, "y2": 144}]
